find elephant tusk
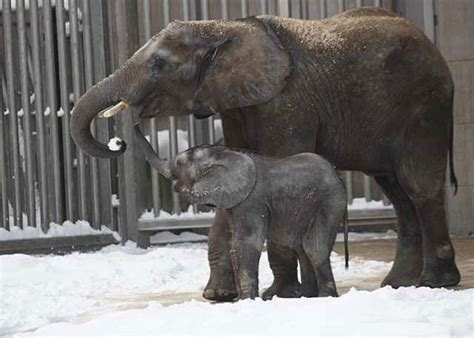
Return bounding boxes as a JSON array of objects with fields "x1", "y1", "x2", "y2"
[{"x1": 98, "y1": 101, "x2": 129, "y2": 118}]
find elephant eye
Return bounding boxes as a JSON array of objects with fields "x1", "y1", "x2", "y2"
[{"x1": 200, "y1": 165, "x2": 216, "y2": 178}]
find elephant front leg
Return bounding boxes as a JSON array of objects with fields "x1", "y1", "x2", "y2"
[{"x1": 203, "y1": 210, "x2": 238, "y2": 302}]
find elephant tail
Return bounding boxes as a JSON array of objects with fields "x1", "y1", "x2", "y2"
[
  {"x1": 449, "y1": 111, "x2": 458, "y2": 195},
  {"x1": 344, "y1": 208, "x2": 349, "y2": 269}
]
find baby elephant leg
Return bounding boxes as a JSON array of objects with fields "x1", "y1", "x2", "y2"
[
  {"x1": 262, "y1": 242, "x2": 301, "y2": 300},
  {"x1": 296, "y1": 249, "x2": 319, "y2": 297},
  {"x1": 303, "y1": 223, "x2": 338, "y2": 297}
]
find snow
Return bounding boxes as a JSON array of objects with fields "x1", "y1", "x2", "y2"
[
  {"x1": 1, "y1": 240, "x2": 472, "y2": 337},
  {"x1": 140, "y1": 205, "x2": 214, "y2": 220},
  {"x1": 150, "y1": 231, "x2": 208, "y2": 244},
  {"x1": 56, "y1": 107, "x2": 65, "y2": 117},
  {"x1": 43, "y1": 107, "x2": 51, "y2": 116},
  {"x1": 0, "y1": 220, "x2": 119, "y2": 241},
  {"x1": 107, "y1": 137, "x2": 123, "y2": 151},
  {"x1": 349, "y1": 197, "x2": 393, "y2": 210}
]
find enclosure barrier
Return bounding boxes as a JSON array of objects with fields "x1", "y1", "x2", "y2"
[{"x1": 0, "y1": 0, "x2": 436, "y2": 251}]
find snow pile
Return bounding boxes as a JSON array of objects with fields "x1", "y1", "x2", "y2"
[
  {"x1": 0, "y1": 242, "x2": 391, "y2": 335},
  {"x1": 150, "y1": 231, "x2": 208, "y2": 244},
  {"x1": 31, "y1": 287, "x2": 474, "y2": 337},
  {"x1": 336, "y1": 230, "x2": 397, "y2": 242},
  {"x1": 140, "y1": 205, "x2": 214, "y2": 220},
  {"x1": 0, "y1": 220, "x2": 118, "y2": 241},
  {"x1": 349, "y1": 197, "x2": 393, "y2": 210}
]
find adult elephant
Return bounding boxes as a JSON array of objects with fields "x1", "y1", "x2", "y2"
[{"x1": 70, "y1": 7, "x2": 460, "y2": 300}]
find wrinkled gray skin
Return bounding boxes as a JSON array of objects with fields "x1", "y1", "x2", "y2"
[
  {"x1": 70, "y1": 7, "x2": 460, "y2": 301},
  {"x1": 135, "y1": 125, "x2": 346, "y2": 299}
]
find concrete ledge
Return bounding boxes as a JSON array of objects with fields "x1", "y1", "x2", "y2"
[
  {"x1": 138, "y1": 208, "x2": 397, "y2": 233},
  {"x1": 0, "y1": 234, "x2": 119, "y2": 255}
]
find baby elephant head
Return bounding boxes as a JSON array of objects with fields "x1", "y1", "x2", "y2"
[{"x1": 171, "y1": 146, "x2": 257, "y2": 209}]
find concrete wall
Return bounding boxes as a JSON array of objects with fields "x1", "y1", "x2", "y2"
[{"x1": 436, "y1": 0, "x2": 474, "y2": 235}]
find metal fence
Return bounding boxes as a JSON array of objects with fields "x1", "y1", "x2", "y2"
[{"x1": 1, "y1": 0, "x2": 410, "y2": 249}]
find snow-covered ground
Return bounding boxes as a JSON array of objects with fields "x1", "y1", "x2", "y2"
[{"x1": 1, "y1": 240, "x2": 472, "y2": 337}]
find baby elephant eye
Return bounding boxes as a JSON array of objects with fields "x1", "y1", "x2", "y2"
[{"x1": 200, "y1": 166, "x2": 216, "y2": 177}]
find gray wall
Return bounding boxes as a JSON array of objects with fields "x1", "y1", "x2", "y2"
[{"x1": 436, "y1": 0, "x2": 474, "y2": 235}]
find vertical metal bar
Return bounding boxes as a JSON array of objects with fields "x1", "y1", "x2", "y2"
[
  {"x1": 169, "y1": 116, "x2": 181, "y2": 215},
  {"x1": 278, "y1": 0, "x2": 290, "y2": 17},
  {"x1": 241, "y1": 0, "x2": 248, "y2": 17},
  {"x1": 364, "y1": 175, "x2": 372, "y2": 202},
  {"x1": 423, "y1": 0, "x2": 435, "y2": 43},
  {"x1": 144, "y1": 0, "x2": 161, "y2": 216},
  {"x1": 3, "y1": 0, "x2": 22, "y2": 227},
  {"x1": 338, "y1": 0, "x2": 345, "y2": 13},
  {"x1": 221, "y1": 0, "x2": 229, "y2": 19},
  {"x1": 345, "y1": 171, "x2": 353, "y2": 205},
  {"x1": 319, "y1": 0, "x2": 327, "y2": 19},
  {"x1": 200, "y1": 0, "x2": 208, "y2": 20},
  {"x1": 374, "y1": 0, "x2": 381, "y2": 7},
  {"x1": 90, "y1": 0, "x2": 114, "y2": 230},
  {"x1": 0, "y1": 82, "x2": 8, "y2": 228},
  {"x1": 56, "y1": 0, "x2": 75, "y2": 220},
  {"x1": 30, "y1": 0, "x2": 49, "y2": 230},
  {"x1": 44, "y1": 0, "x2": 63, "y2": 223},
  {"x1": 356, "y1": 0, "x2": 363, "y2": 8},
  {"x1": 82, "y1": 0, "x2": 101, "y2": 227},
  {"x1": 260, "y1": 0, "x2": 268, "y2": 14},
  {"x1": 70, "y1": 0, "x2": 88, "y2": 221},
  {"x1": 17, "y1": 0, "x2": 36, "y2": 227}
]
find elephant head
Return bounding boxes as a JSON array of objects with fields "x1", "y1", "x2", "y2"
[
  {"x1": 134, "y1": 124, "x2": 256, "y2": 209},
  {"x1": 70, "y1": 17, "x2": 291, "y2": 158}
]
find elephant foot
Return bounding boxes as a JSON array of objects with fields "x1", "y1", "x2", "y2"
[
  {"x1": 381, "y1": 247, "x2": 423, "y2": 288},
  {"x1": 418, "y1": 257, "x2": 461, "y2": 288},
  {"x1": 262, "y1": 280, "x2": 301, "y2": 301},
  {"x1": 202, "y1": 269, "x2": 238, "y2": 302}
]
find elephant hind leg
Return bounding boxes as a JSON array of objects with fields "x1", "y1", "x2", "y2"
[
  {"x1": 374, "y1": 175, "x2": 423, "y2": 288},
  {"x1": 296, "y1": 248, "x2": 319, "y2": 297},
  {"x1": 396, "y1": 119, "x2": 460, "y2": 287},
  {"x1": 262, "y1": 242, "x2": 301, "y2": 300},
  {"x1": 302, "y1": 218, "x2": 338, "y2": 297}
]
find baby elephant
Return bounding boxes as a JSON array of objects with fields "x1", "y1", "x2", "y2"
[{"x1": 134, "y1": 126, "x2": 347, "y2": 300}]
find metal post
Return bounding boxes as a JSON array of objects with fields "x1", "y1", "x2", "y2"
[
  {"x1": 319, "y1": 0, "x2": 327, "y2": 19},
  {"x1": 17, "y1": 0, "x2": 36, "y2": 227},
  {"x1": 364, "y1": 175, "x2": 372, "y2": 202},
  {"x1": 374, "y1": 0, "x2": 381, "y2": 6},
  {"x1": 145, "y1": 0, "x2": 162, "y2": 216},
  {"x1": 423, "y1": 0, "x2": 435, "y2": 43},
  {"x1": 56, "y1": 0, "x2": 75, "y2": 220},
  {"x1": 345, "y1": 171, "x2": 353, "y2": 205},
  {"x1": 338, "y1": 0, "x2": 345, "y2": 13},
  {"x1": 114, "y1": 0, "x2": 142, "y2": 242},
  {"x1": 278, "y1": 0, "x2": 290, "y2": 17},
  {"x1": 260, "y1": 0, "x2": 268, "y2": 14},
  {"x1": 70, "y1": 0, "x2": 89, "y2": 221},
  {"x1": 90, "y1": 0, "x2": 114, "y2": 230},
  {"x1": 82, "y1": 0, "x2": 101, "y2": 227},
  {"x1": 356, "y1": 0, "x2": 363, "y2": 8},
  {"x1": 221, "y1": 0, "x2": 229, "y2": 19},
  {"x1": 3, "y1": 0, "x2": 22, "y2": 227},
  {"x1": 0, "y1": 80, "x2": 8, "y2": 228},
  {"x1": 43, "y1": 0, "x2": 63, "y2": 224},
  {"x1": 241, "y1": 0, "x2": 248, "y2": 17},
  {"x1": 30, "y1": 0, "x2": 49, "y2": 230}
]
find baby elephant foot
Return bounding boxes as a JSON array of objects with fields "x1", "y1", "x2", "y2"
[
  {"x1": 262, "y1": 280, "x2": 301, "y2": 300},
  {"x1": 202, "y1": 269, "x2": 238, "y2": 302}
]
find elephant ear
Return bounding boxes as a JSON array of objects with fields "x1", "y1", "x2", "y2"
[
  {"x1": 193, "y1": 148, "x2": 257, "y2": 209},
  {"x1": 193, "y1": 17, "x2": 292, "y2": 116}
]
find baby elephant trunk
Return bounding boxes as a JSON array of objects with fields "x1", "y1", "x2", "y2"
[{"x1": 133, "y1": 125, "x2": 172, "y2": 179}]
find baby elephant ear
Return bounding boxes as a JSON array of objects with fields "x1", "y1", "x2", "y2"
[{"x1": 197, "y1": 149, "x2": 257, "y2": 209}]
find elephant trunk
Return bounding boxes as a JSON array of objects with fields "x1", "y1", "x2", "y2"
[
  {"x1": 70, "y1": 67, "x2": 130, "y2": 158},
  {"x1": 133, "y1": 125, "x2": 172, "y2": 179}
]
